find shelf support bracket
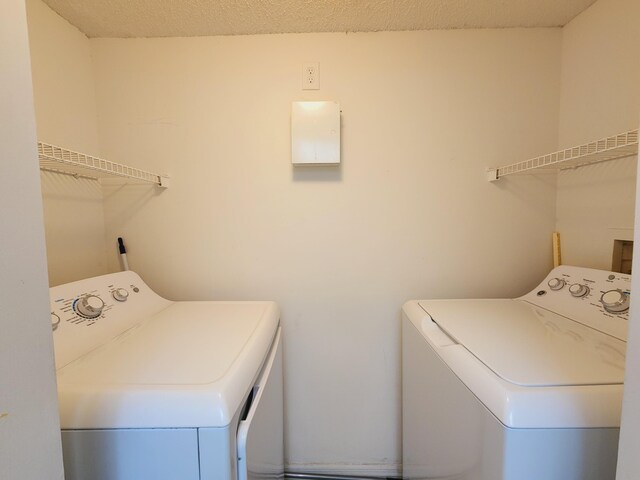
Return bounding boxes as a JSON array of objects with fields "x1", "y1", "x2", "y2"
[
  {"x1": 485, "y1": 168, "x2": 498, "y2": 182},
  {"x1": 159, "y1": 176, "x2": 171, "y2": 188}
]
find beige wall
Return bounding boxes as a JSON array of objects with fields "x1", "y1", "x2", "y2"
[
  {"x1": 556, "y1": 2, "x2": 640, "y2": 478},
  {"x1": 26, "y1": 0, "x2": 108, "y2": 286},
  {"x1": 0, "y1": 0, "x2": 64, "y2": 478},
  {"x1": 26, "y1": 0, "x2": 640, "y2": 474},
  {"x1": 556, "y1": 0, "x2": 640, "y2": 269},
  {"x1": 91, "y1": 29, "x2": 562, "y2": 474},
  {"x1": 618, "y1": 153, "x2": 640, "y2": 480}
]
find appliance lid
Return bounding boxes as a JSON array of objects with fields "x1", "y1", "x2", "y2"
[
  {"x1": 56, "y1": 301, "x2": 279, "y2": 429},
  {"x1": 418, "y1": 299, "x2": 626, "y2": 387}
]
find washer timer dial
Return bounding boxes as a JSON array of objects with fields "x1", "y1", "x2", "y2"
[
  {"x1": 74, "y1": 295, "x2": 105, "y2": 319},
  {"x1": 600, "y1": 289, "x2": 630, "y2": 313}
]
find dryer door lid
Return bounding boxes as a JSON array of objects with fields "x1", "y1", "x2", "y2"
[
  {"x1": 55, "y1": 301, "x2": 280, "y2": 429},
  {"x1": 418, "y1": 299, "x2": 626, "y2": 387}
]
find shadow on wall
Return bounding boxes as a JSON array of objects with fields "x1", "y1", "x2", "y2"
[
  {"x1": 292, "y1": 164, "x2": 343, "y2": 182},
  {"x1": 102, "y1": 180, "x2": 164, "y2": 228}
]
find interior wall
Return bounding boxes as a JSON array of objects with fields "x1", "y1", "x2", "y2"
[
  {"x1": 91, "y1": 29, "x2": 562, "y2": 474},
  {"x1": 556, "y1": 2, "x2": 640, "y2": 478},
  {"x1": 0, "y1": 0, "x2": 64, "y2": 478},
  {"x1": 26, "y1": 0, "x2": 108, "y2": 286},
  {"x1": 618, "y1": 149, "x2": 640, "y2": 480},
  {"x1": 556, "y1": 0, "x2": 640, "y2": 269}
]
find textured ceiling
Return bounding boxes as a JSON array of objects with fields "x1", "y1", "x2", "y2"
[{"x1": 42, "y1": 0, "x2": 599, "y2": 38}]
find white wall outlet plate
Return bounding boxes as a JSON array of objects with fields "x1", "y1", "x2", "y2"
[{"x1": 302, "y1": 62, "x2": 319, "y2": 90}]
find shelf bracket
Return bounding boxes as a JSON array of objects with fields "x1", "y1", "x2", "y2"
[
  {"x1": 485, "y1": 168, "x2": 498, "y2": 182},
  {"x1": 159, "y1": 176, "x2": 171, "y2": 188}
]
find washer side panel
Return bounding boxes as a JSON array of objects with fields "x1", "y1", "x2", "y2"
[
  {"x1": 402, "y1": 314, "x2": 490, "y2": 479},
  {"x1": 501, "y1": 426, "x2": 619, "y2": 480},
  {"x1": 402, "y1": 310, "x2": 621, "y2": 480}
]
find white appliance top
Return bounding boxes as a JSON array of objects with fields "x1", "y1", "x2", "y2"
[
  {"x1": 418, "y1": 299, "x2": 625, "y2": 387},
  {"x1": 50, "y1": 271, "x2": 279, "y2": 429},
  {"x1": 403, "y1": 265, "x2": 631, "y2": 429}
]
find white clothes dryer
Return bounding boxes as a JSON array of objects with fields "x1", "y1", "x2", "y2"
[
  {"x1": 402, "y1": 265, "x2": 629, "y2": 480},
  {"x1": 50, "y1": 271, "x2": 283, "y2": 480}
]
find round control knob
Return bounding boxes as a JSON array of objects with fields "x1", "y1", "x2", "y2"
[
  {"x1": 600, "y1": 289, "x2": 630, "y2": 313},
  {"x1": 51, "y1": 313, "x2": 60, "y2": 331},
  {"x1": 112, "y1": 288, "x2": 129, "y2": 302},
  {"x1": 547, "y1": 278, "x2": 565, "y2": 291},
  {"x1": 74, "y1": 295, "x2": 105, "y2": 319},
  {"x1": 569, "y1": 283, "x2": 590, "y2": 297}
]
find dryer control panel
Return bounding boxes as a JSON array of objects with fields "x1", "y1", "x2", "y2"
[
  {"x1": 50, "y1": 271, "x2": 172, "y2": 370},
  {"x1": 521, "y1": 265, "x2": 631, "y2": 341}
]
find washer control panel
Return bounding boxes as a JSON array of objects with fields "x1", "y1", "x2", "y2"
[
  {"x1": 522, "y1": 265, "x2": 631, "y2": 341},
  {"x1": 50, "y1": 271, "x2": 172, "y2": 370}
]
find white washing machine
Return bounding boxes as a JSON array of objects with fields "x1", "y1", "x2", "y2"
[
  {"x1": 402, "y1": 265, "x2": 630, "y2": 480},
  {"x1": 49, "y1": 271, "x2": 283, "y2": 480}
]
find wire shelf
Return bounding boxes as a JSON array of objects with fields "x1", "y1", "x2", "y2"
[
  {"x1": 38, "y1": 142, "x2": 170, "y2": 188},
  {"x1": 486, "y1": 129, "x2": 639, "y2": 181}
]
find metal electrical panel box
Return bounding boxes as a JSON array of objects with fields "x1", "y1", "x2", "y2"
[{"x1": 291, "y1": 101, "x2": 340, "y2": 165}]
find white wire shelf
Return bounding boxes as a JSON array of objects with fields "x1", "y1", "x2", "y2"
[
  {"x1": 486, "y1": 129, "x2": 639, "y2": 181},
  {"x1": 38, "y1": 142, "x2": 170, "y2": 188}
]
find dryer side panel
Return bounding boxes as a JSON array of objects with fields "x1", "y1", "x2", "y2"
[
  {"x1": 61, "y1": 428, "x2": 199, "y2": 480},
  {"x1": 199, "y1": 425, "x2": 236, "y2": 480}
]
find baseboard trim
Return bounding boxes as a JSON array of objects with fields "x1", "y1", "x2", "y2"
[
  {"x1": 286, "y1": 474, "x2": 401, "y2": 480},
  {"x1": 285, "y1": 464, "x2": 401, "y2": 480}
]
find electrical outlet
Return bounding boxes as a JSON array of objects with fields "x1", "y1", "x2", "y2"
[{"x1": 302, "y1": 62, "x2": 319, "y2": 90}]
